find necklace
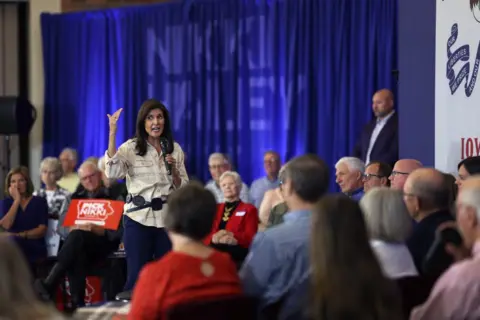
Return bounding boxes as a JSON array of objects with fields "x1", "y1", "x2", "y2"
[{"x1": 222, "y1": 205, "x2": 235, "y2": 222}]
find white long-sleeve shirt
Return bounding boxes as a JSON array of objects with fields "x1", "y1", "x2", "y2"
[{"x1": 104, "y1": 139, "x2": 189, "y2": 228}]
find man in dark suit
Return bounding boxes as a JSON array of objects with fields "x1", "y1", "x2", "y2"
[{"x1": 353, "y1": 89, "x2": 398, "y2": 166}]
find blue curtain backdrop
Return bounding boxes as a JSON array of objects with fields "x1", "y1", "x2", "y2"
[{"x1": 41, "y1": 0, "x2": 397, "y2": 190}]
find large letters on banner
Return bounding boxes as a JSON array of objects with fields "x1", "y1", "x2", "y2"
[
  {"x1": 62, "y1": 199, "x2": 124, "y2": 230},
  {"x1": 435, "y1": 1, "x2": 480, "y2": 172}
]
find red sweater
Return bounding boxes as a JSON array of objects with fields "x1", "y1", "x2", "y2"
[{"x1": 128, "y1": 250, "x2": 242, "y2": 320}]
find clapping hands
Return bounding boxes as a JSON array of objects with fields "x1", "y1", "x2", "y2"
[{"x1": 212, "y1": 230, "x2": 238, "y2": 245}]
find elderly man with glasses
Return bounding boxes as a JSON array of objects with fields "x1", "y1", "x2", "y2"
[{"x1": 389, "y1": 159, "x2": 423, "y2": 190}]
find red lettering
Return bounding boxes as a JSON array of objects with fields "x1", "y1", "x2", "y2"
[
  {"x1": 460, "y1": 137, "x2": 480, "y2": 159},
  {"x1": 467, "y1": 138, "x2": 474, "y2": 158}
]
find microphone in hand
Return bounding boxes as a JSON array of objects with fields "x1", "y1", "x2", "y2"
[{"x1": 160, "y1": 137, "x2": 172, "y2": 175}]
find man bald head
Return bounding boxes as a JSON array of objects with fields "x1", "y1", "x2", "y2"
[
  {"x1": 389, "y1": 159, "x2": 423, "y2": 190},
  {"x1": 456, "y1": 176, "x2": 480, "y2": 249},
  {"x1": 403, "y1": 168, "x2": 450, "y2": 221},
  {"x1": 372, "y1": 89, "x2": 394, "y2": 118}
]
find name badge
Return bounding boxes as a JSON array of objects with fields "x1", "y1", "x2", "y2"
[{"x1": 235, "y1": 211, "x2": 245, "y2": 216}]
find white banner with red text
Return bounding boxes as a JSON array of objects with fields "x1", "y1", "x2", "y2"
[{"x1": 435, "y1": 0, "x2": 480, "y2": 172}]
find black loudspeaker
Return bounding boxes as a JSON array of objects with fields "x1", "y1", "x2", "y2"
[{"x1": 0, "y1": 96, "x2": 37, "y2": 135}]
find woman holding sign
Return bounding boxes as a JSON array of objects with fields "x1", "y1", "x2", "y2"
[{"x1": 105, "y1": 99, "x2": 189, "y2": 291}]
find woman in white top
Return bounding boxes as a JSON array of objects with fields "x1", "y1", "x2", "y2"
[
  {"x1": 359, "y1": 187, "x2": 418, "y2": 279},
  {"x1": 33, "y1": 157, "x2": 71, "y2": 220},
  {"x1": 104, "y1": 99, "x2": 189, "y2": 290}
]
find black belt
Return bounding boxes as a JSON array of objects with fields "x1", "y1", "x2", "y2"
[{"x1": 126, "y1": 195, "x2": 166, "y2": 213}]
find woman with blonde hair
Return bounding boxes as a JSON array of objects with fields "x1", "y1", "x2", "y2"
[
  {"x1": 33, "y1": 157, "x2": 70, "y2": 220},
  {"x1": 360, "y1": 187, "x2": 418, "y2": 279},
  {"x1": 310, "y1": 194, "x2": 402, "y2": 320},
  {"x1": 0, "y1": 238, "x2": 62, "y2": 319}
]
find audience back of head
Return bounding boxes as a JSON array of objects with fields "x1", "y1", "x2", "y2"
[
  {"x1": 165, "y1": 182, "x2": 217, "y2": 241},
  {"x1": 0, "y1": 238, "x2": 58, "y2": 319},
  {"x1": 360, "y1": 187, "x2": 412, "y2": 243},
  {"x1": 282, "y1": 154, "x2": 329, "y2": 205},
  {"x1": 310, "y1": 194, "x2": 402, "y2": 320},
  {"x1": 404, "y1": 168, "x2": 450, "y2": 215}
]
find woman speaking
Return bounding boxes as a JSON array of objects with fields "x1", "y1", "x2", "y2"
[{"x1": 104, "y1": 99, "x2": 189, "y2": 290}]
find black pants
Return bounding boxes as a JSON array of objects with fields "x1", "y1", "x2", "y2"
[
  {"x1": 58, "y1": 230, "x2": 119, "y2": 303},
  {"x1": 210, "y1": 243, "x2": 249, "y2": 269}
]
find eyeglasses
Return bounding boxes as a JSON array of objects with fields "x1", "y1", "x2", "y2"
[
  {"x1": 390, "y1": 170, "x2": 409, "y2": 177},
  {"x1": 80, "y1": 172, "x2": 97, "y2": 182},
  {"x1": 264, "y1": 159, "x2": 279, "y2": 164},
  {"x1": 362, "y1": 173, "x2": 384, "y2": 181}
]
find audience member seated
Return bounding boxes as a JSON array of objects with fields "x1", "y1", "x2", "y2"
[
  {"x1": 33, "y1": 157, "x2": 70, "y2": 219},
  {"x1": 360, "y1": 187, "x2": 417, "y2": 278},
  {"x1": 258, "y1": 164, "x2": 288, "y2": 230},
  {"x1": 389, "y1": 159, "x2": 422, "y2": 190},
  {"x1": 411, "y1": 176, "x2": 480, "y2": 319},
  {"x1": 240, "y1": 154, "x2": 329, "y2": 319},
  {"x1": 128, "y1": 182, "x2": 242, "y2": 320},
  {"x1": 362, "y1": 161, "x2": 392, "y2": 192},
  {"x1": 58, "y1": 148, "x2": 80, "y2": 193},
  {"x1": 204, "y1": 171, "x2": 258, "y2": 265},
  {"x1": 456, "y1": 155, "x2": 480, "y2": 189},
  {"x1": 443, "y1": 173, "x2": 458, "y2": 212},
  {"x1": 74, "y1": 156, "x2": 127, "y2": 200},
  {"x1": 0, "y1": 238, "x2": 62, "y2": 320},
  {"x1": 249, "y1": 150, "x2": 281, "y2": 208},
  {"x1": 309, "y1": 195, "x2": 403, "y2": 320},
  {"x1": 403, "y1": 168, "x2": 454, "y2": 280},
  {"x1": 335, "y1": 157, "x2": 365, "y2": 200},
  {"x1": 0, "y1": 166, "x2": 48, "y2": 272},
  {"x1": 205, "y1": 153, "x2": 249, "y2": 203},
  {"x1": 34, "y1": 161, "x2": 123, "y2": 308}
]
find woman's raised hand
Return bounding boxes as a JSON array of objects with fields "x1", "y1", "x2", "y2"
[
  {"x1": 107, "y1": 108, "x2": 123, "y2": 134},
  {"x1": 8, "y1": 186, "x2": 21, "y2": 202}
]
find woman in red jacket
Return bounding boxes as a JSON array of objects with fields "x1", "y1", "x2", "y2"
[
  {"x1": 128, "y1": 183, "x2": 242, "y2": 320},
  {"x1": 204, "y1": 171, "x2": 258, "y2": 265}
]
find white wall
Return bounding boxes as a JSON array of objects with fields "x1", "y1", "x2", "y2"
[{"x1": 29, "y1": 0, "x2": 61, "y2": 188}]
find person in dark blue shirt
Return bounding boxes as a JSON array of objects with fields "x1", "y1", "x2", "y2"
[{"x1": 0, "y1": 166, "x2": 48, "y2": 272}]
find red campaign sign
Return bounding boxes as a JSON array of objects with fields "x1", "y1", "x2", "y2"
[{"x1": 62, "y1": 199, "x2": 124, "y2": 230}]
